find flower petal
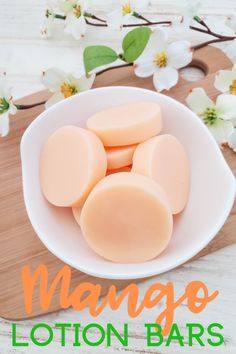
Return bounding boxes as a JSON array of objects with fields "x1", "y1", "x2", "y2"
[
  {"x1": 147, "y1": 27, "x2": 168, "y2": 53},
  {"x1": 134, "y1": 26, "x2": 168, "y2": 75},
  {"x1": 45, "y1": 92, "x2": 65, "y2": 109},
  {"x1": 153, "y1": 67, "x2": 179, "y2": 92},
  {"x1": 209, "y1": 119, "x2": 234, "y2": 145},
  {"x1": 106, "y1": 9, "x2": 123, "y2": 30},
  {"x1": 137, "y1": 26, "x2": 168, "y2": 62},
  {"x1": 231, "y1": 117, "x2": 236, "y2": 127},
  {"x1": 214, "y1": 68, "x2": 236, "y2": 93},
  {"x1": 73, "y1": 73, "x2": 95, "y2": 91},
  {"x1": 0, "y1": 113, "x2": 10, "y2": 137},
  {"x1": 41, "y1": 17, "x2": 54, "y2": 39},
  {"x1": 186, "y1": 87, "x2": 214, "y2": 115},
  {"x1": 59, "y1": 0, "x2": 76, "y2": 14},
  {"x1": 133, "y1": 29, "x2": 166, "y2": 77},
  {"x1": 2, "y1": 84, "x2": 12, "y2": 100},
  {"x1": 216, "y1": 94, "x2": 236, "y2": 120},
  {"x1": 228, "y1": 129, "x2": 236, "y2": 152},
  {"x1": 0, "y1": 77, "x2": 13, "y2": 100},
  {"x1": 80, "y1": 0, "x2": 90, "y2": 11},
  {"x1": 41, "y1": 68, "x2": 66, "y2": 92},
  {"x1": 167, "y1": 40, "x2": 192, "y2": 69},
  {"x1": 170, "y1": 19, "x2": 190, "y2": 36},
  {"x1": 171, "y1": 0, "x2": 201, "y2": 35},
  {"x1": 9, "y1": 103, "x2": 17, "y2": 115},
  {"x1": 134, "y1": 58, "x2": 156, "y2": 78},
  {"x1": 183, "y1": 0, "x2": 202, "y2": 19},
  {"x1": 64, "y1": 14, "x2": 87, "y2": 40},
  {"x1": 122, "y1": 13, "x2": 133, "y2": 25},
  {"x1": 0, "y1": 78, "x2": 7, "y2": 97}
]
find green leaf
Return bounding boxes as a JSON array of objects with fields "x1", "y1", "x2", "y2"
[
  {"x1": 122, "y1": 27, "x2": 152, "y2": 63},
  {"x1": 83, "y1": 46, "x2": 118, "y2": 74}
]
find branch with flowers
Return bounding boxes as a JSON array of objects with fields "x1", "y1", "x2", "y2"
[{"x1": 1, "y1": 0, "x2": 236, "y2": 153}]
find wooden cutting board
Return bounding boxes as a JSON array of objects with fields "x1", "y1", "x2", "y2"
[{"x1": 0, "y1": 46, "x2": 235, "y2": 320}]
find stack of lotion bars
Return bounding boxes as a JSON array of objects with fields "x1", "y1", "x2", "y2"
[{"x1": 40, "y1": 102, "x2": 190, "y2": 263}]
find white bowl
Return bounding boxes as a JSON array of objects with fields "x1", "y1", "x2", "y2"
[{"x1": 21, "y1": 86, "x2": 236, "y2": 279}]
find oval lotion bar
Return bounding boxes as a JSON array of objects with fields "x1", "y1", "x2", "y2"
[
  {"x1": 87, "y1": 101, "x2": 162, "y2": 146},
  {"x1": 80, "y1": 172, "x2": 173, "y2": 263},
  {"x1": 132, "y1": 135, "x2": 190, "y2": 214},
  {"x1": 40, "y1": 126, "x2": 107, "y2": 207},
  {"x1": 72, "y1": 166, "x2": 132, "y2": 224},
  {"x1": 106, "y1": 145, "x2": 136, "y2": 170}
]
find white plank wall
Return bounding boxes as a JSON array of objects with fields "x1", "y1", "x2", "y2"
[{"x1": 0, "y1": 1, "x2": 236, "y2": 353}]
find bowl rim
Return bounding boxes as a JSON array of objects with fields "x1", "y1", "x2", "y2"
[{"x1": 21, "y1": 86, "x2": 236, "y2": 280}]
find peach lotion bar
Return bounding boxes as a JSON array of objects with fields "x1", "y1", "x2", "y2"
[
  {"x1": 80, "y1": 173, "x2": 173, "y2": 263},
  {"x1": 132, "y1": 135, "x2": 190, "y2": 214},
  {"x1": 87, "y1": 102, "x2": 162, "y2": 146},
  {"x1": 40, "y1": 126, "x2": 107, "y2": 207},
  {"x1": 106, "y1": 145, "x2": 136, "y2": 170},
  {"x1": 72, "y1": 166, "x2": 132, "y2": 226}
]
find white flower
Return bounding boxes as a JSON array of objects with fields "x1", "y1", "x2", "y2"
[
  {"x1": 225, "y1": 13, "x2": 236, "y2": 33},
  {"x1": 228, "y1": 129, "x2": 236, "y2": 152},
  {"x1": 41, "y1": 68, "x2": 95, "y2": 109},
  {"x1": 0, "y1": 77, "x2": 17, "y2": 137},
  {"x1": 134, "y1": 27, "x2": 193, "y2": 92},
  {"x1": 171, "y1": 0, "x2": 202, "y2": 35},
  {"x1": 186, "y1": 88, "x2": 236, "y2": 145},
  {"x1": 62, "y1": 0, "x2": 89, "y2": 39},
  {"x1": 41, "y1": 1, "x2": 57, "y2": 38},
  {"x1": 41, "y1": 16, "x2": 54, "y2": 38},
  {"x1": 106, "y1": 0, "x2": 150, "y2": 31},
  {"x1": 214, "y1": 65, "x2": 236, "y2": 95}
]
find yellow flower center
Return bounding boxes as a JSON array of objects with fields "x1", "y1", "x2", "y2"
[
  {"x1": 73, "y1": 5, "x2": 81, "y2": 18},
  {"x1": 60, "y1": 83, "x2": 77, "y2": 98},
  {"x1": 229, "y1": 79, "x2": 236, "y2": 95},
  {"x1": 154, "y1": 51, "x2": 168, "y2": 68},
  {"x1": 122, "y1": 3, "x2": 132, "y2": 15}
]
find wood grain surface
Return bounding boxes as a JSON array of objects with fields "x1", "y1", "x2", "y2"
[{"x1": 0, "y1": 46, "x2": 235, "y2": 321}]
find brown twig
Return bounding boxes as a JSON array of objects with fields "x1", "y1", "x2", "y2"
[
  {"x1": 192, "y1": 37, "x2": 235, "y2": 50},
  {"x1": 96, "y1": 63, "x2": 133, "y2": 76},
  {"x1": 190, "y1": 25, "x2": 235, "y2": 40},
  {"x1": 90, "y1": 15, "x2": 106, "y2": 23},
  {"x1": 198, "y1": 19, "x2": 211, "y2": 33},
  {"x1": 16, "y1": 101, "x2": 46, "y2": 110},
  {"x1": 85, "y1": 18, "x2": 171, "y2": 27},
  {"x1": 85, "y1": 19, "x2": 107, "y2": 27},
  {"x1": 124, "y1": 20, "x2": 171, "y2": 27},
  {"x1": 133, "y1": 13, "x2": 153, "y2": 24}
]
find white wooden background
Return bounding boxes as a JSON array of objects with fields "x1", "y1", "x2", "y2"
[{"x1": 0, "y1": 1, "x2": 236, "y2": 353}]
